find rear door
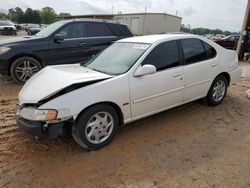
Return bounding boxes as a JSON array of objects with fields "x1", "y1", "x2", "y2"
[
  {"x1": 180, "y1": 38, "x2": 217, "y2": 101},
  {"x1": 48, "y1": 22, "x2": 90, "y2": 65},
  {"x1": 85, "y1": 22, "x2": 117, "y2": 58}
]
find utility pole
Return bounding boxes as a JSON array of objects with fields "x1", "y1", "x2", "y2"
[{"x1": 237, "y1": 0, "x2": 250, "y2": 56}]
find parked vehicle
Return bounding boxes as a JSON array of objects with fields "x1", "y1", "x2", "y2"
[
  {"x1": 16, "y1": 34, "x2": 242, "y2": 150},
  {"x1": 26, "y1": 24, "x2": 42, "y2": 35},
  {"x1": 14, "y1": 24, "x2": 22, "y2": 31},
  {"x1": 0, "y1": 19, "x2": 133, "y2": 83},
  {"x1": 0, "y1": 21, "x2": 17, "y2": 35},
  {"x1": 213, "y1": 34, "x2": 226, "y2": 40},
  {"x1": 215, "y1": 35, "x2": 240, "y2": 50}
]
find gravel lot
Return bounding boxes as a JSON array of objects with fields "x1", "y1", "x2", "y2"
[{"x1": 1, "y1": 33, "x2": 250, "y2": 187}]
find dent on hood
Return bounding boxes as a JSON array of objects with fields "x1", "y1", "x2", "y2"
[{"x1": 38, "y1": 78, "x2": 110, "y2": 105}]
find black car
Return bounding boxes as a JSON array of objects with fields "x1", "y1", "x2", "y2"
[
  {"x1": 0, "y1": 19, "x2": 133, "y2": 83},
  {"x1": 0, "y1": 21, "x2": 17, "y2": 35},
  {"x1": 26, "y1": 24, "x2": 42, "y2": 35}
]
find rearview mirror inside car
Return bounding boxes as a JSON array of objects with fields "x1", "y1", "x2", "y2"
[
  {"x1": 134, "y1": 64, "x2": 157, "y2": 77},
  {"x1": 54, "y1": 34, "x2": 64, "y2": 43}
]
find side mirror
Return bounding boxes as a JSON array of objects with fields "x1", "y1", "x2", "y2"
[
  {"x1": 134, "y1": 64, "x2": 156, "y2": 77},
  {"x1": 54, "y1": 34, "x2": 64, "y2": 43}
]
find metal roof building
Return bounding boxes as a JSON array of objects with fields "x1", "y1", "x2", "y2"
[{"x1": 57, "y1": 12, "x2": 182, "y2": 36}]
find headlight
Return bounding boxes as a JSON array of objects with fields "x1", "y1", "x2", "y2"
[
  {"x1": 18, "y1": 108, "x2": 57, "y2": 121},
  {"x1": 0, "y1": 47, "x2": 11, "y2": 55}
]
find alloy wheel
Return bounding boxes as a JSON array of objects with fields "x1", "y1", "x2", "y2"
[{"x1": 85, "y1": 112, "x2": 114, "y2": 144}]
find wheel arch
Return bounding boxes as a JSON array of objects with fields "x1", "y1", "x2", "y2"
[
  {"x1": 216, "y1": 72, "x2": 231, "y2": 86},
  {"x1": 8, "y1": 53, "x2": 45, "y2": 75},
  {"x1": 75, "y1": 101, "x2": 124, "y2": 126}
]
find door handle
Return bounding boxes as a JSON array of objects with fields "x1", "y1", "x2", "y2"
[
  {"x1": 211, "y1": 64, "x2": 218, "y2": 68},
  {"x1": 173, "y1": 73, "x2": 182, "y2": 77},
  {"x1": 79, "y1": 42, "x2": 87, "y2": 46}
]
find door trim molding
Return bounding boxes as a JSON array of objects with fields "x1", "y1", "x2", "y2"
[{"x1": 133, "y1": 86, "x2": 185, "y2": 104}]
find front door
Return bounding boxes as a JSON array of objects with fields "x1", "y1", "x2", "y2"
[
  {"x1": 48, "y1": 22, "x2": 90, "y2": 65},
  {"x1": 129, "y1": 40, "x2": 184, "y2": 119}
]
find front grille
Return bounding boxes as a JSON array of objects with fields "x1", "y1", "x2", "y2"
[{"x1": 3, "y1": 27, "x2": 13, "y2": 31}]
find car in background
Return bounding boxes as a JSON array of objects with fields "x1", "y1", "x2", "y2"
[
  {"x1": 213, "y1": 34, "x2": 226, "y2": 40},
  {"x1": 16, "y1": 34, "x2": 241, "y2": 150},
  {"x1": 215, "y1": 35, "x2": 240, "y2": 50},
  {"x1": 26, "y1": 24, "x2": 42, "y2": 35},
  {"x1": 0, "y1": 21, "x2": 17, "y2": 35},
  {"x1": 0, "y1": 19, "x2": 133, "y2": 83}
]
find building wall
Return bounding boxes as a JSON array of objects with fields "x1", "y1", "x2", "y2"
[
  {"x1": 114, "y1": 14, "x2": 145, "y2": 35},
  {"x1": 114, "y1": 13, "x2": 182, "y2": 35},
  {"x1": 144, "y1": 14, "x2": 181, "y2": 35}
]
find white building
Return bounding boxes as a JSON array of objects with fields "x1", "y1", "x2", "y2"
[
  {"x1": 113, "y1": 13, "x2": 182, "y2": 35},
  {"x1": 58, "y1": 12, "x2": 182, "y2": 36}
]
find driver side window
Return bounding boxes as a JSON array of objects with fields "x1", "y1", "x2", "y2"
[
  {"x1": 142, "y1": 41, "x2": 180, "y2": 71},
  {"x1": 58, "y1": 23, "x2": 85, "y2": 39}
]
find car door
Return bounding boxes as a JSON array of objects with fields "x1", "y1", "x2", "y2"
[
  {"x1": 129, "y1": 40, "x2": 184, "y2": 119},
  {"x1": 85, "y1": 22, "x2": 118, "y2": 58},
  {"x1": 180, "y1": 38, "x2": 217, "y2": 102},
  {"x1": 48, "y1": 22, "x2": 90, "y2": 65}
]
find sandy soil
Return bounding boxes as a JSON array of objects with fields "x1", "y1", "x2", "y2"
[{"x1": 0, "y1": 33, "x2": 250, "y2": 187}]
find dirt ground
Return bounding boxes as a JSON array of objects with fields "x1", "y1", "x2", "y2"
[{"x1": 1, "y1": 33, "x2": 250, "y2": 188}]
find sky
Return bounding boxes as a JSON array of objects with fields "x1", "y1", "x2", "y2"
[{"x1": 0, "y1": 0, "x2": 248, "y2": 32}]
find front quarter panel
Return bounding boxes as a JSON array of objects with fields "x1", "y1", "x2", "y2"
[{"x1": 39, "y1": 74, "x2": 131, "y2": 123}]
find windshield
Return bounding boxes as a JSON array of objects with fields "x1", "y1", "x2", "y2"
[
  {"x1": 36, "y1": 21, "x2": 66, "y2": 37},
  {"x1": 28, "y1": 24, "x2": 40, "y2": 28},
  {"x1": 0, "y1": 21, "x2": 13, "y2": 26},
  {"x1": 86, "y1": 42, "x2": 150, "y2": 75}
]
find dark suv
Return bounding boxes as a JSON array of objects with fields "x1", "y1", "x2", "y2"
[{"x1": 0, "y1": 19, "x2": 133, "y2": 83}]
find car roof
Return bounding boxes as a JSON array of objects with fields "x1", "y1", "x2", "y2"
[
  {"x1": 58, "y1": 19, "x2": 124, "y2": 25},
  {"x1": 118, "y1": 33, "x2": 198, "y2": 44}
]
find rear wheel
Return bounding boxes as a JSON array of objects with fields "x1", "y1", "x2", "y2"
[
  {"x1": 10, "y1": 56, "x2": 42, "y2": 84},
  {"x1": 72, "y1": 104, "x2": 119, "y2": 150},
  {"x1": 206, "y1": 75, "x2": 228, "y2": 106}
]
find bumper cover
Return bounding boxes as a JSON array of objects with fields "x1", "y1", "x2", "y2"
[
  {"x1": 16, "y1": 115, "x2": 68, "y2": 139},
  {"x1": 229, "y1": 67, "x2": 242, "y2": 84}
]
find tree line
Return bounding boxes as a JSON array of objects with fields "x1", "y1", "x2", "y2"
[
  {"x1": 181, "y1": 24, "x2": 238, "y2": 36},
  {"x1": 0, "y1": 7, "x2": 71, "y2": 24}
]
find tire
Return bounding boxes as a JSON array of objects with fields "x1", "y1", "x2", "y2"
[
  {"x1": 72, "y1": 104, "x2": 119, "y2": 150},
  {"x1": 206, "y1": 75, "x2": 228, "y2": 106},
  {"x1": 10, "y1": 56, "x2": 42, "y2": 84}
]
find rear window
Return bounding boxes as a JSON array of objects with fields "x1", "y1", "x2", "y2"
[
  {"x1": 86, "y1": 22, "x2": 114, "y2": 37},
  {"x1": 181, "y1": 38, "x2": 208, "y2": 64},
  {"x1": 202, "y1": 41, "x2": 217, "y2": 59},
  {"x1": 109, "y1": 24, "x2": 133, "y2": 37}
]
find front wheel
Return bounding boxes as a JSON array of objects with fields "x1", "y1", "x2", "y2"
[
  {"x1": 72, "y1": 104, "x2": 119, "y2": 150},
  {"x1": 206, "y1": 75, "x2": 228, "y2": 106},
  {"x1": 10, "y1": 56, "x2": 42, "y2": 84}
]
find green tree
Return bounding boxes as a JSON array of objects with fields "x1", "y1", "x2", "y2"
[
  {"x1": 0, "y1": 12, "x2": 9, "y2": 20},
  {"x1": 32, "y1": 10, "x2": 41, "y2": 24},
  {"x1": 23, "y1": 8, "x2": 33, "y2": 23},
  {"x1": 8, "y1": 7, "x2": 24, "y2": 23},
  {"x1": 58, "y1": 12, "x2": 71, "y2": 18},
  {"x1": 40, "y1": 7, "x2": 57, "y2": 24}
]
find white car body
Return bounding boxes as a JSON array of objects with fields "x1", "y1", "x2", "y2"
[
  {"x1": 17, "y1": 33, "x2": 242, "y2": 148},
  {"x1": 18, "y1": 34, "x2": 241, "y2": 124}
]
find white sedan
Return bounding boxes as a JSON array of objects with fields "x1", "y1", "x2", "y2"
[{"x1": 16, "y1": 34, "x2": 241, "y2": 150}]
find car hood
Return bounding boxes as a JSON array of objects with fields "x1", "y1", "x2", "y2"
[
  {"x1": 18, "y1": 64, "x2": 113, "y2": 104},
  {"x1": 0, "y1": 35, "x2": 43, "y2": 46}
]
